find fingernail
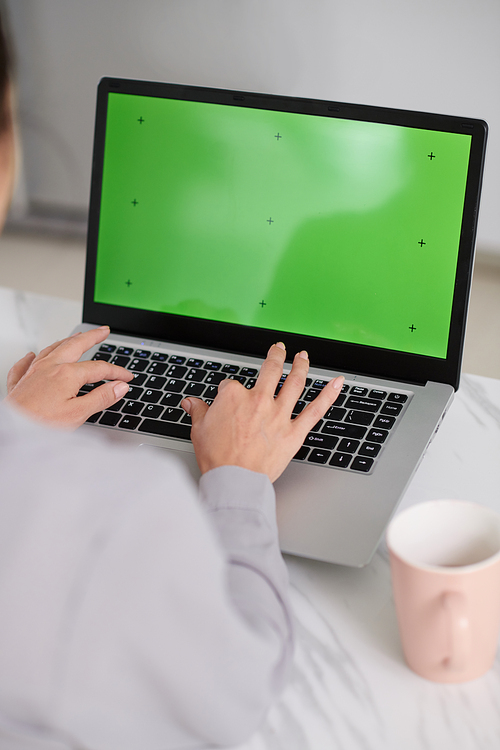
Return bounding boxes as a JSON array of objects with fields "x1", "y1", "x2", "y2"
[
  {"x1": 113, "y1": 381, "x2": 129, "y2": 399},
  {"x1": 298, "y1": 350, "x2": 308, "y2": 360},
  {"x1": 275, "y1": 341, "x2": 286, "y2": 350},
  {"x1": 181, "y1": 398, "x2": 191, "y2": 413},
  {"x1": 333, "y1": 376, "x2": 345, "y2": 390},
  {"x1": 98, "y1": 325, "x2": 110, "y2": 331}
]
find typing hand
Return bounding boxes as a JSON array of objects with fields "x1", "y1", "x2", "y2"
[
  {"x1": 182, "y1": 342, "x2": 344, "y2": 483},
  {"x1": 5, "y1": 326, "x2": 132, "y2": 430}
]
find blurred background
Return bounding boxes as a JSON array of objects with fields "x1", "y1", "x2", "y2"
[{"x1": 0, "y1": 0, "x2": 499, "y2": 375}]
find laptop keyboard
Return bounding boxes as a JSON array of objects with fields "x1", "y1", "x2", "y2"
[{"x1": 81, "y1": 343, "x2": 412, "y2": 474}]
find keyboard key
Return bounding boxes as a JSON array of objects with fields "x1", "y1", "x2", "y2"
[
  {"x1": 205, "y1": 361, "x2": 221, "y2": 370},
  {"x1": 186, "y1": 368, "x2": 205, "y2": 382},
  {"x1": 169, "y1": 355, "x2": 186, "y2": 365},
  {"x1": 222, "y1": 364, "x2": 239, "y2": 373},
  {"x1": 345, "y1": 397, "x2": 380, "y2": 413},
  {"x1": 240, "y1": 367, "x2": 258, "y2": 378},
  {"x1": 181, "y1": 414, "x2": 192, "y2": 425},
  {"x1": 294, "y1": 446, "x2": 310, "y2": 460},
  {"x1": 373, "y1": 415, "x2": 396, "y2": 430},
  {"x1": 147, "y1": 362, "x2": 167, "y2": 376},
  {"x1": 86, "y1": 412, "x2": 102, "y2": 423},
  {"x1": 110, "y1": 355, "x2": 130, "y2": 367},
  {"x1": 205, "y1": 372, "x2": 227, "y2": 385},
  {"x1": 164, "y1": 378, "x2": 185, "y2": 393},
  {"x1": 387, "y1": 393, "x2": 408, "y2": 403},
  {"x1": 161, "y1": 407, "x2": 183, "y2": 422},
  {"x1": 204, "y1": 385, "x2": 219, "y2": 399},
  {"x1": 138, "y1": 419, "x2": 191, "y2": 440},
  {"x1": 152, "y1": 352, "x2": 168, "y2": 362},
  {"x1": 351, "y1": 456, "x2": 374, "y2": 472},
  {"x1": 345, "y1": 410, "x2": 374, "y2": 426},
  {"x1": 325, "y1": 405, "x2": 347, "y2": 421},
  {"x1": 312, "y1": 379, "x2": 329, "y2": 389},
  {"x1": 119, "y1": 415, "x2": 141, "y2": 430},
  {"x1": 369, "y1": 389, "x2": 387, "y2": 400},
  {"x1": 145, "y1": 375, "x2": 167, "y2": 389},
  {"x1": 130, "y1": 373, "x2": 148, "y2": 386},
  {"x1": 245, "y1": 379, "x2": 257, "y2": 390},
  {"x1": 126, "y1": 385, "x2": 144, "y2": 400},
  {"x1": 303, "y1": 388, "x2": 321, "y2": 401},
  {"x1": 229, "y1": 375, "x2": 246, "y2": 384},
  {"x1": 307, "y1": 449, "x2": 331, "y2": 464},
  {"x1": 167, "y1": 365, "x2": 188, "y2": 379},
  {"x1": 359, "y1": 442, "x2": 382, "y2": 457},
  {"x1": 99, "y1": 344, "x2": 116, "y2": 353},
  {"x1": 305, "y1": 433, "x2": 338, "y2": 450},
  {"x1": 292, "y1": 400, "x2": 306, "y2": 415},
  {"x1": 129, "y1": 358, "x2": 149, "y2": 372},
  {"x1": 80, "y1": 381, "x2": 105, "y2": 392},
  {"x1": 134, "y1": 349, "x2": 151, "y2": 358},
  {"x1": 142, "y1": 404, "x2": 163, "y2": 418},
  {"x1": 160, "y1": 392, "x2": 182, "y2": 407},
  {"x1": 122, "y1": 400, "x2": 144, "y2": 415},
  {"x1": 99, "y1": 411, "x2": 121, "y2": 427},
  {"x1": 107, "y1": 399, "x2": 125, "y2": 412},
  {"x1": 338, "y1": 438, "x2": 360, "y2": 453},
  {"x1": 350, "y1": 386, "x2": 368, "y2": 396},
  {"x1": 328, "y1": 393, "x2": 346, "y2": 407},
  {"x1": 117, "y1": 346, "x2": 133, "y2": 356},
  {"x1": 187, "y1": 358, "x2": 204, "y2": 368},
  {"x1": 141, "y1": 389, "x2": 162, "y2": 404},
  {"x1": 322, "y1": 422, "x2": 367, "y2": 439},
  {"x1": 381, "y1": 402, "x2": 403, "y2": 416},
  {"x1": 92, "y1": 352, "x2": 111, "y2": 362},
  {"x1": 329, "y1": 452, "x2": 352, "y2": 468},
  {"x1": 365, "y1": 428, "x2": 389, "y2": 443},
  {"x1": 184, "y1": 382, "x2": 205, "y2": 397}
]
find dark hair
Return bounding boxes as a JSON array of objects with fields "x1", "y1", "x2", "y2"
[{"x1": 0, "y1": 9, "x2": 11, "y2": 132}]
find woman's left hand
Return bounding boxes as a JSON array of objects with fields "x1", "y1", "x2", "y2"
[{"x1": 5, "y1": 326, "x2": 132, "y2": 429}]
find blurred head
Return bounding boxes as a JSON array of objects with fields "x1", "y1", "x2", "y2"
[{"x1": 0, "y1": 9, "x2": 15, "y2": 231}]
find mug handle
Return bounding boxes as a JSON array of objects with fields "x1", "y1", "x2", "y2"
[{"x1": 441, "y1": 591, "x2": 470, "y2": 671}]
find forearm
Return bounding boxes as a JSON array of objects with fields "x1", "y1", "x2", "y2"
[{"x1": 200, "y1": 466, "x2": 294, "y2": 693}]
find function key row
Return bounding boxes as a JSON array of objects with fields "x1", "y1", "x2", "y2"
[{"x1": 97, "y1": 344, "x2": 259, "y2": 378}]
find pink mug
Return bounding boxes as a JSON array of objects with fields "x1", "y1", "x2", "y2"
[{"x1": 387, "y1": 500, "x2": 500, "y2": 683}]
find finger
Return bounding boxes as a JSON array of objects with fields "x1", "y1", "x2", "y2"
[
  {"x1": 74, "y1": 360, "x2": 133, "y2": 387},
  {"x1": 47, "y1": 326, "x2": 112, "y2": 364},
  {"x1": 36, "y1": 331, "x2": 82, "y2": 360},
  {"x1": 76, "y1": 380, "x2": 130, "y2": 421},
  {"x1": 181, "y1": 397, "x2": 209, "y2": 427},
  {"x1": 253, "y1": 342, "x2": 286, "y2": 394},
  {"x1": 7, "y1": 351, "x2": 36, "y2": 392},
  {"x1": 294, "y1": 376, "x2": 345, "y2": 433},
  {"x1": 275, "y1": 350, "x2": 310, "y2": 410}
]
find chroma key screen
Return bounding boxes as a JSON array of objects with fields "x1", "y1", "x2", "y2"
[{"x1": 94, "y1": 92, "x2": 472, "y2": 359}]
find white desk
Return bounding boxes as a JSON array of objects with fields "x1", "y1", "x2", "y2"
[{"x1": 1, "y1": 286, "x2": 500, "y2": 750}]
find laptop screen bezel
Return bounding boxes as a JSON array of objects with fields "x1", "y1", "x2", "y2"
[{"x1": 83, "y1": 77, "x2": 487, "y2": 390}]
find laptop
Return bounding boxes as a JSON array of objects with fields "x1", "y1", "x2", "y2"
[{"x1": 75, "y1": 76, "x2": 487, "y2": 567}]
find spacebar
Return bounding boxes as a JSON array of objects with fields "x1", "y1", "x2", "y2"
[{"x1": 138, "y1": 419, "x2": 191, "y2": 440}]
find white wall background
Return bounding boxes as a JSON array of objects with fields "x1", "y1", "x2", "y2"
[{"x1": 5, "y1": 0, "x2": 500, "y2": 252}]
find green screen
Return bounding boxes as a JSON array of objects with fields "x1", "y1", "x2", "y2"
[{"x1": 94, "y1": 92, "x2": 472, "y2": 359}]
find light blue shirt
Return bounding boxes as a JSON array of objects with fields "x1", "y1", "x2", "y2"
[{"x1": 0, "y1": 404, "x2": 294, "y2": 749}]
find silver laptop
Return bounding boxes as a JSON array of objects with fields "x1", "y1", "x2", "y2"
[{"x1": 75, "y1": 77, "x2": 487, "y2": 566}]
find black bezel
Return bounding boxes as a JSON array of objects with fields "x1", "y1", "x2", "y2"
[{"x1": 83, "y1": 77, "x2": 488, "y2": 390}]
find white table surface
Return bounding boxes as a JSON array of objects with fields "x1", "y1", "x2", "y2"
[{"x1": 1, "y1": 286, "x2": 500, "y2": 750}]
